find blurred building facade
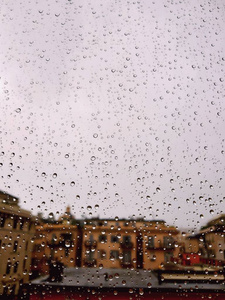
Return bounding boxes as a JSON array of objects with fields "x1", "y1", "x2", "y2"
[
  {"x1": 175, "y1": 214, "x2": 225, "y2": 267},
  {"x1": 81, "y1": 218, "x2": 179, "y2": 270},
  {"x1": 31, "y1": 209, "x2": 225, "y2": 277},
  {"x1": 31, "y1": 206, "x2": 81, "y2": 278},
  {"x1": 0, "y1": 191, "x2": 35, "y2": 296},
  {"x1": 32, "y1": 215, "x2": 179, "y2": 274}
]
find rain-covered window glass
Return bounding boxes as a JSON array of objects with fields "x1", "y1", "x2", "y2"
[{"x1": 0, "y1": 0, "x2": 225, "y2": 298}]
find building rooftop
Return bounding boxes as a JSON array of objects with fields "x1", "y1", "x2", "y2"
[
  {"x1": 0, "y1": 190, "x2": 35, "y2": 219},
  {"x1": 0, "y1": 190, "x2": 19, "y2": 205},
  {"x1": 30, "y1": 267, "x2": 225, "y2": 292}
]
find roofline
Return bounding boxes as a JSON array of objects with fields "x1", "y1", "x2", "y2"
[{"x1": 0, "y1": 190, "x2": 19, "y2": 201}]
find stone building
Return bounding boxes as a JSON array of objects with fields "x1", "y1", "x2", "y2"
[{"x1": 0, "y1": 190, "x2": 35, "y2": 296}]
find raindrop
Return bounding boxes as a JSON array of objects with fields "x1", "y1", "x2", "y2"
[
  {"x1": 65, "y1": 240, "x2": 71, "y2": 247},
  {"x1": 48, "y1": 212, "x2": 54, "y2": 219}
]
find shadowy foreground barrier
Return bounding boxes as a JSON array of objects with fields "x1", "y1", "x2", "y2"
[{"x1": 19, "y1": 285, "x2": 225, "y2": 300}]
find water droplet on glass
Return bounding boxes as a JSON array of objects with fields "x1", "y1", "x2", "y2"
[{"x1": 48, "y1": 212, "x2": 54, "y2": 219}]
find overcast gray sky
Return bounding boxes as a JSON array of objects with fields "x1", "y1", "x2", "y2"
[{"x1": 0, "y1": 0, "x2": 224, "y2": 230}]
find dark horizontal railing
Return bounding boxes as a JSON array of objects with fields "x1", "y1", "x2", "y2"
[
  {"x1": 120, "y1": 261, "x2": 133, "y2": 268},
  {"x1": 83, "y1": 259, "x2": 96, "y2": 267},
  {"x1": 84, "y1": 240, "x2": 97, "y2": 248},
  {"x1": 147, "y1": 244, "x2": 175, "y2": 250},
  {"x1": 120, "y1": 242, "x2": 133, "y2": 249}
]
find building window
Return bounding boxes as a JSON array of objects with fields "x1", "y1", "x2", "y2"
[
  {"x1": 123, "y1": 235, "x2": 131, "y2": 243},
  {"x1": 123, "y1": 251, "x2": 131, "y2": 263},
  {"x1": 0, "y1": 215, "x2": 6, "y2": 228},
  {"x1": 19, "y1": 219, "x2": 24, "y2": 230},
  {"x1": 23, "y1": 259, "x2": 26, "y2": 270},
  {"x1": 111, "y1": 235, "x2": 119, "y2": 243},
  {"x1": 110, "y1": 250, "x2": 119, "y2": 260},
  {"x1": 98, "y1": 250, "x2": 106, "y2": 259},
  {"x1": 25, "y1": 241, "x2": 28, "y2": 251},
  {"x1": 150, "y1": 253, "x2": 156, "y2": 262},
  {"x1": 11, "y1": 285, "x2": 16, "y2": 296},
  {"x1": 89, "y1": 234, "x2": 94, "y2": 242},
  {"x1": 13, "y1": 241, "x2": 18, "y2": 252},
  {"x1": 3, "y1": 286, "x2": 8, "y2": 295},
  {"x1": 85, "y1": 251, "x2": 94, "y2": 262},
  {"x1": 164, "y1": 252, "x2": 173, "y2": 263},
  {"x1": 28, "y1": 222, "x2": 33, "y2": 231},
  {"x1": 163, "y1": 236, "x2": 175, "y2": 249},
  {"x1": 6, "y1": 262, "x2": 11, "y2": 274},
  {"x1": 13, "y1": 262, "x2": 19, "y2": 273},
  {"x1": 61, "y1": 233, "x2": 72, "y2": 241},
  {"x1": 65, "y1": 248, "x2": 69, "y2": 257},
  {"x1": 99, "y1": 234, "x2": 107, "y2": 243},
  {"x1": 147, "y1": 236, "x2": 154, "y2": 248},
  {"x1": 13, "y1": 218, "x2": 17, "y2": 229}
]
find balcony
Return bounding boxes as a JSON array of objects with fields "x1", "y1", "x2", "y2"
[
  {"x1": 164, "y1": 244, "x2": 175, "y2": 250},
  {"x1": 47, "y1": 240, "x2": 73, "y2": 248},
  {"x1": 84, "y1": 240, "x2": 97, "y2": 248},
  {"x1": 120, "y1": 261, "x2": 133, "y2": 268},
  {"x1": 47, "y1": 241, "x2": 62, "y2": 247},
  {"x1": 147, "y1": 242, "x2": 175, "y2": 250},
  {"x1": 83, "y1": 258, "x2": 97, "y2": 267},
  {"x1": 120, "y1": 242, "x2": 133, "y2": 249},
  {"x1": 147, "y1": 244, "x2": 155, "y2": 250}
]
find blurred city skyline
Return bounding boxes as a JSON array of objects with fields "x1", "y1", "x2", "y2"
[{"x1": 0, "y1": 0, "x2": 224, "y2": 230}]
